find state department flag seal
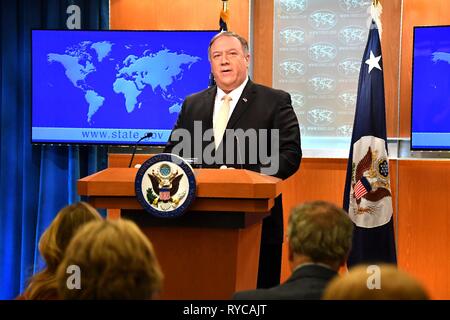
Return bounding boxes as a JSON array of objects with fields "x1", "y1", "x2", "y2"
[
  {"x1": 349, "y1": 136, "x2": 392, "y2": 228},
  {"x1": 135, "y1": 153, "x2": 196, "y2": 218}
]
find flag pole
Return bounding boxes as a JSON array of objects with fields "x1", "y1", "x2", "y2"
[
  {"x1": 222, "y1": 0, "x2": 228, "y2": 12},
  {"x1": 219, "y1": 0, "x2": 229, "y2": 32},
  {"x1": 370, "y1": 0, "x2": 383, "y2": 39}
]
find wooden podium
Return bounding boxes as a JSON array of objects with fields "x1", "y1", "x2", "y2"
[{"x1": 78, "y1": 155, "x2": 281, "y2": 300}]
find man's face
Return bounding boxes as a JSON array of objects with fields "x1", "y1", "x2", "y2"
[{"x1": 210, "y1": 36, "x2": 250, "y2": 93}]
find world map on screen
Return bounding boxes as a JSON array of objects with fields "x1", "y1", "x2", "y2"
[
  {"x1": 32, "y1": 30, "x2": 215, "y2": 143},
  {"x1": 47, "y1": 40, "x2": 200, "y2": 123}
]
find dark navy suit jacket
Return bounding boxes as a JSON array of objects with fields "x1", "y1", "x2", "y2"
[
  {"x1": 232, "y1": 264, "x2": 338, "y2": 300},
  {"x1": 164, "y1": 80, "x2": 302, "y2": 243}
]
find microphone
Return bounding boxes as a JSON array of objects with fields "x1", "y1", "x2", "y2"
[{"x1": 128, "y1": 132, "x2": 153, "y2": 168}]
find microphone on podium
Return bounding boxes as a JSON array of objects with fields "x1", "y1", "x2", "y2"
[{"x1": 128, "y1": 131, "x2": 153, "y2": 168}]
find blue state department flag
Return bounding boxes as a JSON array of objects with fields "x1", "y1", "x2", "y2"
[
  {"x1": 219, "y1": 4, "x2": 229, "y2": 31},
  {"x1": 343, "y1": 20, "x2": 397, "y2": 267},
  {"x1": 209, "y1": 4, "x2": 230, "y2": 87}
]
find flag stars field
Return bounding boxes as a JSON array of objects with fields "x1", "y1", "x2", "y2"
[{"x1": 365, "y1": 51, "x2": 382, "y2": 73}]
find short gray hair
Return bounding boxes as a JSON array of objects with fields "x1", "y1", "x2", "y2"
[
  {"x1": 287, "y1": 201, "x2": 353, "y2": 264},
  {"x1": 208, "y1": 31, "x2": 249, "y2": 59}
]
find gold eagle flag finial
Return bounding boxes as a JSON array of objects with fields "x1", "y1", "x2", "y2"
[
  {"x1": 222, "y1": 0, "x2": 228, "y2": 12},
  {"x1": 220, "y1": 0, "x2": 230, "y2": 31}
]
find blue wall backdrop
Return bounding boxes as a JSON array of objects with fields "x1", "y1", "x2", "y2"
[{"x1": 0, "y1": 0, "x2": 109, "y2": 299}]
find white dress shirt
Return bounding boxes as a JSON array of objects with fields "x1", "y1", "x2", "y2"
[{"x1": 212, "y1": 77, "x2": 249, "y2": 127}]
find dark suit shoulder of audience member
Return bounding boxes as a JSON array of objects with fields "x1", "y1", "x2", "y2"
[
  {"x1": 233, "y1": 264, "x2": 337, "y2": 300},
  {"x1": 17, "y1": 202, "x2": 102, "y2": 300},
  {"x1": 233, "y1": 200, "x2": 353, "y2": 300}
]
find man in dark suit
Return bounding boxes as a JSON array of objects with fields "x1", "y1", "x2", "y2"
[
  {"x1": 233, "y1": 201, "x2": 354, "y2": 300},
  {"x1": 164, "y1": 31, "x2": 301, "y2": 288}
]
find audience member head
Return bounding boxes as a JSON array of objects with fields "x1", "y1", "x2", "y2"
[
  {"x1": 23, "y1": 202, "x2": 102, "y2": 299},
  {"x1": 287, "y1": 200, "x2": 354, "y2": 271},
  {"x1": 323, "y1": 264, "x2": 429, "y2": 300},
  {"x1": 56, "y1": 219, "x2": 163, "y2": 300}
]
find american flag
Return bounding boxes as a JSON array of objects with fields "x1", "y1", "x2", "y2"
[{"x1": 354, "y1": 176, "x2": 371, "y2": 199}]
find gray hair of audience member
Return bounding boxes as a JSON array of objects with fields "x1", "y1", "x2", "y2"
[
  {"x1": 208, "y1": 31, "x2": 249, "y2": 59},
  {"x1": 56, "y1": 219, "x2": 163, "y2": 300},
  {"x1": 287, "y1": 200, "x2": 354, "y2": 265},
  {"x1": 323, "y1": 264, "x2": 429, "y2": 300}
]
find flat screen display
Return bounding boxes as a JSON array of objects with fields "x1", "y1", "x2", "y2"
[
  {"x1": 32, "y1": 30, "x2": 217, "y2": 145},
  {"x1": 411, "y1": 25, "x2": 450, "y2": 150}
]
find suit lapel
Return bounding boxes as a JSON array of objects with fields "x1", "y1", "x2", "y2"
[
  {"x1": 226, "y1": 80, "x2": 256, "y2": 129},
  {"x1": 203, "y1": 86, "x2": 216, "y2": 131}
]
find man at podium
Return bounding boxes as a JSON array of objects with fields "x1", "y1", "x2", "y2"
[{"x1": 164, "y1": 31, "x2": 301, "y2": 288}]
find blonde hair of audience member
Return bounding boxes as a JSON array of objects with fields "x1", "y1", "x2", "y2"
[
  {"x1": 287, "y1": 201, "x2": 354, "y2": 271},
  {"x1": 23, "y1": 202, "x2": 102, "y2": 299},
  {"x1": 56, "y1": 219, "x2": 163, "y2": 300},
  {"x1": 323, "y1": 264, "x2": 429, "y2": 300}
]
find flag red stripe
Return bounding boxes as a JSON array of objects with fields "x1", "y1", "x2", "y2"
[{"x1": 354, "y1": 180, "x2": 368, "y2": 199}]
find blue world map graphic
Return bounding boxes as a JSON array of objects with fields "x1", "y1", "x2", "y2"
[{"x1": 33, "y1": 31, "x2": 214, "y2": 132}]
